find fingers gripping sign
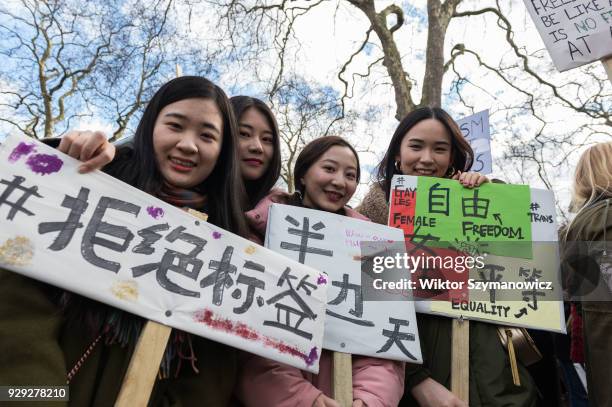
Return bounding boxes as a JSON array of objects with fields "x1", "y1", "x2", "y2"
[
  {"x1": 453, "y1": 170, "x2": 489, "y2": 189},
  {"x1": 58, "y1": 130, "x2": 115, "y2": 173},
  {"x1": 312, "y1": 394, "x2": 341, "y2": 407}
]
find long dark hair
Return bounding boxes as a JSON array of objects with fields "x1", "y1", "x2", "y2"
[
  {"x1": 104, "y1": 76, "x2": 249, "y2": 237},
  {"x1": 376, "y1": 106, "x2": 474, "y2": 198},
  {"x1": 293, "y1": 136, "x2": 361, "y2": 198},
  {"x1": 230, "y1": 96, "x2": 281, "y2": 209}
]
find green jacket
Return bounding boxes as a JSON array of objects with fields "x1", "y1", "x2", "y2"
[
  {"x1": 0, "y1": 145, "x2": 237, "y2": 406},
  {"x1": 0, "y1": 270, "x2": 237, "y2": 407},
  {"x1": 562, "y1": 197, "x2": 612, "y2": 407},
  {"x1": 356, "y1": 183, "x2": 537, "y2": 407}
]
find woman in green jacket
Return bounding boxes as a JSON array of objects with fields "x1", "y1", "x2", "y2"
[{"x1": 561, "y1": 141, "x2": 612, "y2": 407}]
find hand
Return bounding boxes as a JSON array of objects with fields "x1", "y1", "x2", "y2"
[
  {"x1": 352, "y1": 399, "x2": 366, "y2": 407},
  {"x1": 58, "y1": 130, "x2": 115, "y2": 173},
  {"x1": 411, "y1": 378, "x2": 468, "y2": 407},
  {"x1": 452, "y1": 170, "x2": 488, "y2": 188},
  {"x1": 312, "y1": 394, "x2": 340, "y2": 407}
]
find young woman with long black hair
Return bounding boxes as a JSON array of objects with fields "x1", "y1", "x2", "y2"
[
  {"x1": 357, "y1": 107, "x2": 538, "y2": 407},
  {"x1": 0, "y1": 76, "x2": 249, "y2": 406},
  {"x1": 238, "y1": 136, "x2": 405, "y2": 407}
]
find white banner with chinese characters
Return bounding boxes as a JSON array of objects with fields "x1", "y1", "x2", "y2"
[
  {"x1": 456, "y1": 110, "x2": 492, "y2": 175},
  {"x1": 266, "y1": 203, "x2": 423, "y2": 363},
  {"x1": 523, "y1": 0, "x2": 612, "y2": 71},
  {"x1": 0, "y1": 134, "x2": 327, "y2": 373},
  {"x1": 389, "y1": 175, "x2": 565, "y2": 333}
]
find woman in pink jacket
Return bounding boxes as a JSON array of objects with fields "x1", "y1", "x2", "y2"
[{"x1": 238, "y1": 136, "x2": 405, "y2": 407}]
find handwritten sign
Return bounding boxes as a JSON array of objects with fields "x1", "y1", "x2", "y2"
[
  {"x1": 266, "y1": 203, "x2": 423, "y2": 363},
  {"x1": 456, "y1": 110, "x2": 492, "y2": 175},
  {"x1": 0, "y1": 134, "x2": 327, "y2": 373},
  {"x1": 523, "y1": 0, "x2": 612, "y2": 71},
  {"x1": 389, "y1": 175, "x2": 565, "y2": 333}
]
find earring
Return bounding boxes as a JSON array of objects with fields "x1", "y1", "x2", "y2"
[
  {"x1": 395, "y1": 161, "x2": 402, "y2": 173},
  {"x1": 294, "y1": 189, "x2": 303, "y2": 203},
  {"x1": 446, "y1": 166, "x2": 456, "y2": 177}
]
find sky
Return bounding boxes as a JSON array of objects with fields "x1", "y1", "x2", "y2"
[
  {"x1": 191, "y1": 0, "x2": 609, "y2": 216},
  {"x1": 1, "y1": 0, "x2": 610, "y2": 219}
]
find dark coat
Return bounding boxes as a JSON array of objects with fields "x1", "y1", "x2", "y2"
[
  {"x1": 356, "y1": 183, "x2": 538, "y2": 407},
  {"x1": 0, "y1": 271, "x2": 237, "y2": 406},
  {"x1": 562, "y1": 197, "x2": 612, "y2": 407},
  {"x1": 0, "y1": 150, "x2": 237, "y2": 406}
]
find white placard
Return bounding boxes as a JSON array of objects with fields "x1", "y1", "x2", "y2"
[
  {"x1": 0, "y1": 134, "x2": 327, "y2": 373},
  {"x1": 456, "y1": 110, "x2": 492, "y2": 175},
  {"x1": 524, "y1": 0, "x2": 612, "y2": 71},
  {"x1": 266, "y1": 203, "x2": 423, "y2": 363}
]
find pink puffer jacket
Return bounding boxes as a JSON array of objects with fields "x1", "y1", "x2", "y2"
[{"x1": 238, "y1": 189, "x2": 405, "y2": 407}]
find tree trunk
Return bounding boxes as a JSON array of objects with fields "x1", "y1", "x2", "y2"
[
  {"x1": 422, "y1": 0, "x2": 459, "y2": 107},
  {"x1": 348, "y1": 0, "x2": 416, "y2": 120}
]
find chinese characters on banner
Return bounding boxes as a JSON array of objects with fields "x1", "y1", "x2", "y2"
[
  {"x1": 389, "y1": 175, "x2": 565, "y2": 333},
  {"x1": 0, "y1": 134, "x2": 327, "y2": 373},
  {"x1": 266, "y1": 203, "x2": 423, "y2": 363}
]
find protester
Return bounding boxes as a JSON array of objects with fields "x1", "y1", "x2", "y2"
[
  {"x1": 356, "y1": 106, "x2": 538, "y2": 407},
  {"x1": 230, "y1": 96, "x2": 281, "y2": 210},
  {"x1": 0, "y1": 76, "x2": 249, "y2": 406},
  {"x1": 561, "y1": 141, "x2": 612, "y2": 407},
  {"x1": 50, "y1": 94, "x2": 281, "y2": 212},
  {"x1": 237, "y1": 136, "x2": 405, "y2": 407}
]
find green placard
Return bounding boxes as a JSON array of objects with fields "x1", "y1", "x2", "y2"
[{"x1": 415, "y1": 177, "x2": 532, "y2": 258}]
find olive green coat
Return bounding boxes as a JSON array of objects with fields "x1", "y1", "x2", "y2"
[
  {"x1": 0, "y1": 270, "x2": 237, "y2": 407},
  {"x1": 561, "y1": 197, "x2": 612, "y2": 407},
  {"x1": 356, "y1": 184, "x2": 538, "y2": 407}
]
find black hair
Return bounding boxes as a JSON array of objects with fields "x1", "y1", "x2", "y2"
[
  {"x1": 230, "y1": 96, "x2": 281, "y2": 209},
  {"x1": 104, "y1": 76, "x2": 249, "y2": 237},
  {"x1": 293, "y1": 136, "x2": 361, "y2": 196},
  {"x1": 376, "y1": 106, "x2": 474, "y2": 198}
]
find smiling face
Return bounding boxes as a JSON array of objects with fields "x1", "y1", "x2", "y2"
[
  {"x1": 237, "y1": 107, "x2": 275, "y2": 181},
  {"x1": 395, "y1": 118, "x2": 452, "y2": 178},
  {"x1": 301, "y1": 146, "x2": 358, "y2": 212},
  {"x1": 152, "y1": 98, "x2": 223, "y2": 189}
]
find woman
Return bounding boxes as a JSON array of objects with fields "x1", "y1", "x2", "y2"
[
  {"x1": 356, "y1": 107, "x2": 537, "y2": 407},
  {"x1": 238, "y1": 136, "x2": 405, "y2": 407},
  {"x1": 54, "y1": 95, "x2": 281, "y2": 211},
  {"x1": 231, "y1": 96, "x2": 282, "y2": 210},
  {"x1": 561, "y1": 141, "x2": 612, "y2": 407},
  {"x1": 0, "y1": 76, "x2": 249, "y2": 406}
]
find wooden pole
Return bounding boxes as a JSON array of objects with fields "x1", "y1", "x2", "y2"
[
  {"x1": 602, "y1": 56, "x2": 612, "y2": 84},
  {"x1": 450, "y1": 318, "x2": 470, "y2": 404},
  {"x1": 115, "y1": 321, "x2": 172, "y2": 406},
  {"x1": 115, "y1": 211, "x2": 205, "y2": 406},
  {"x1": 332, "y1": 352, "x2": 353, "y2": 407}
]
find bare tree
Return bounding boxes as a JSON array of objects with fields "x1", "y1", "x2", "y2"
[
  {"x1": 0, "y1": 0, "x2": 174, "y2": 139},
  {"x1": 209, "y1": 0, "x2": 610, "y2": 218},
  {"x1": 272, "y1": 78, "x2": 369, "y2": 192}
]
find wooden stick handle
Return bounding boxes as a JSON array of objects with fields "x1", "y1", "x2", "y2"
[
  {"x1": 602, "y1": 56, "x2": 612, "y2": 84},
  {"x1": 115, "y1": 320, "x2": 172, "y2": 407},
  {"x1": 450, "y1": 318, "x2": 470, "y2": 404},
  {"x1": 332, "y1": 351, "x2": 353, "y2": 407}
]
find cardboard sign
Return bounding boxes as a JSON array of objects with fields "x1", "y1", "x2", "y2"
[
  {"x1": 456, "y1": 110, "x2": 492, "y2": 175},
  {"x1": 524, "y1": 0, "x2": 612, "y2": 71},
  {"x1": 0, "y1": 134, "x2": 328, "y2": 373},
  {"x1": 266, "y1": 203, "x2": 423, "y2": 363},
  {"x1": 389, "y1": 175, "x2": 565, "y2": 333}
]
